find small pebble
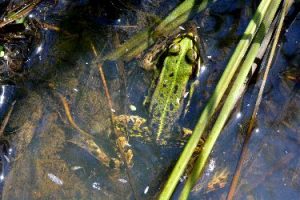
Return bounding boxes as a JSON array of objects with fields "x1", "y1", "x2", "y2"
[{"x1": 129, "y1": 105, "x2": 136, "y2": 111}]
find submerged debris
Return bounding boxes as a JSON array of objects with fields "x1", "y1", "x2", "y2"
[
  {"x1": 47, "y1": 173, "x2": 64, "y2": 186},
  {"x1": 92, "y1": 182, "x2": 101, "y2": 191}
]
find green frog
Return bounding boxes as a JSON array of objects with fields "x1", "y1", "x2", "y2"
[{"x1": 113, "y1": 32, "x2": 202, "y2": 146}]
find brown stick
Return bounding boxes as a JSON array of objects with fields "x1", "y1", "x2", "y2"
[
  {"x1": 58, "y1": 93, "x2": 94, "y2": 140},
  {"x1": 0, "y1": 100, "x2": 15, "y2": 137},
  {"x1": 91, "y1": 42, "x2": 140, "y2": 199},
  {"x1": 58, "y1": 93, "x2": 115, "y2": 167},
  {"x1": 98, "y1": 64, "x2": 114, "y2": 112},
  {"x1": 91, "y1": 43, "x2": 114, "y2": 112}
]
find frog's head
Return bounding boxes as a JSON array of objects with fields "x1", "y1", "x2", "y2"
[{"x1": 167, "y1": 33, "x2": 200, "y2": 69}]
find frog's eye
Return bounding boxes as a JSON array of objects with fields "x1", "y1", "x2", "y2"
[
  {"x1": 186, "y1": 49, "x2": 198, "y2": 64},
  {"x1": 168, "y1": 43, "x2": 180, "y2": 54}
]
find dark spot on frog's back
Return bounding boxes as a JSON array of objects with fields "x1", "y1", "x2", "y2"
[
  {"x1": 170, "y1": 103, "x2": 174, "y2": 111},
  {"x1": 151, "y1": 122, "x2": 158, "y2": 131},
  {"x1": 173, "y1": 85, "x2": 178, "y2": 94},
  {"x1": 155, "y1": 112, "x2": 161, "y2": 119},
  {"x1": 163, "y1": 83, "x2": 167, "y2": 88},
  {"x1": 169, "y1": 72, "x2": 174, "y2": 77}
]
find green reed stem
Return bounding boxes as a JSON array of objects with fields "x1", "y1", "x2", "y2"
[
  {"x1": 226, "y1": 1, "x2": 292, "y2": 199},
  {"x1": 179, "y1": 1, "x2": 282, "y2": 199},
  {"x1": 103, "y1": 0, "x2": 211, "y2": 61},
  {"x1": 158, "y1": 0, "x2": 272, "y2": 199}
]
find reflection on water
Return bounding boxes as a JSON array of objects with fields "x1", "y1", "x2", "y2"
[{"x1": 0, "y1": 0, "x2": 299, "y2": 199}]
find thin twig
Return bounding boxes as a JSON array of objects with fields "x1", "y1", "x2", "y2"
[
  {"x1": 91, "y1": 42, "x2": 140, "y2": 200},
  {"x1": 58, "y1": 93, "x2": 94, "y2": 140},
  {"x1": 91, "y1": 43, "x2": 114, "y2": 112},
  {"x1": 0, "y1": 100, "x2": 16, "y2": 136},
  {"x1": 98, "y1": 64, "x2": 114, "y2": 112},
  {"x1": 34, "y1": 19, "x2": 72, "y2": 36},
  {"x1": 58, "y1": 92, "x2": 115, "y2": 167},
  {"x1": 226, "y1": 1, "x2": 292, "y2": 199}
]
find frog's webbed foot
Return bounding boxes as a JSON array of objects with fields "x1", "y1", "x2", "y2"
[
  {"x1": 181, "y1": 126, "x2": 205, "y2": 176},
  {"x1": 183, "y1": 79, "x2": 200, "y2": 116},
  {"x1": 142, "y1": 40, "x2": 167, "y2": 71},
  {"x1": 181, "y1": 127, "x2": 205, "y2": 146},
  {"x1": 143, "y1": 95, "x2": 151, "y2": 107},
  {"x1": 115, "y1": 136, "x2": 133, "y2": 167},
  {"x1": 143, "y1": 70, "x2": 160, "y2": 107}
]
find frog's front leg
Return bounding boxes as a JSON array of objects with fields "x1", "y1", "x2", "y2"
[
  {"x1": 183, "y1": 49, "x2": 202, "y2": 116},
  {"x1": 181, "y1": 127, "x2": 205, "y2": 176}
]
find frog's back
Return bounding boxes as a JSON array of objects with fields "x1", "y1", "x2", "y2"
[{"x1": 148, "y1": 37, "x2": 195, "y2": 142}]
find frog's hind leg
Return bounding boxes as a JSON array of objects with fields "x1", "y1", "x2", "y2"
[
  {"x1": 143, "y1": 70, "x2": 160, "y2": 107},
  {"x1": 183, "y1": 77, "x2": 200, "y2": 117},
  {"x1": 68, "y1": 134, "x2": 120, "y2": 169}
]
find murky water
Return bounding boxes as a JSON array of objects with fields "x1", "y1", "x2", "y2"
[{"x1": 0, "y1": 0, "x2": 299, "y2": 199}]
